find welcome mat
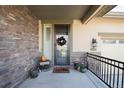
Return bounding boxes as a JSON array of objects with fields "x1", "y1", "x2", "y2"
[{"x1": 53, "y1": 67, "x2": 70, "y2": 73}]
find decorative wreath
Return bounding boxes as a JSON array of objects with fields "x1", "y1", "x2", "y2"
[{"x1": 57, "y1": 36, "x2": 66, "y2": 46}]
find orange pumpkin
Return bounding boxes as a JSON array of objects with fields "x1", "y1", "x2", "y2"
[{"x1": 40, "y1": 56, "x2": 48, "y2": 62}]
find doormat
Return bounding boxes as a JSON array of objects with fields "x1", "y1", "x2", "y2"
[{"x1": 53, "y1": 67, "x2": 70, "y2": 73}]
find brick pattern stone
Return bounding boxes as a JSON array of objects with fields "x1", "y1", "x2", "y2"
[
  {"x1": 70, "y1": 52, "x2": 100, "y2": 68},
  {"x1": 70, "y1": 52, "x2": 86, "y2": 66},
  {"x1": 0, "y1": 6, "x2": 39, "y2": 88}
]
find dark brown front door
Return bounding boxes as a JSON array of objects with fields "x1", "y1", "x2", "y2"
[{"x1": 54, "y1": 24, "x2": 70, "y2": 65}]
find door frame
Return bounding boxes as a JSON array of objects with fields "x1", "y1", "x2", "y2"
[{"x1": 54, "y1": 24, "x2": 70, "y2": 66}]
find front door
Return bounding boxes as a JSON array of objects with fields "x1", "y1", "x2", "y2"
[{"x1": 54, "y1": 24, "x2": 70, "y2": 65}]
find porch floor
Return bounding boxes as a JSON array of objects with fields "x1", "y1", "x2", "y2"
[{"x1": 18, "y1": 69, "x2": 108, "y2": 88}]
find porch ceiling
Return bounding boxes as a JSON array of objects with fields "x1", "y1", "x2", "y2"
[
  {"x1": 27, "y1": 5, "x2": 91, "y2": 20},
  {"x1": 27, "y1": 5, "x2": 116, "y2": 24}
]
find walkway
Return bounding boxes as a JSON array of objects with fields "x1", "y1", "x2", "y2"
[{"x1": 18, "y1": 69, "x2": 108, "y2": 88}]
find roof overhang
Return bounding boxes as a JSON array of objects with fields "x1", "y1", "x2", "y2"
[
  {"x1": 81, "y1": 5, "x2": 116, "y2": 24},
  {"x1": 27, "y1": 5, "x2": 116, "y2": 24},
  {"x1": 103, "y1": 5, "x2": 124, "y2": 18},
  {"x1": 27, "y1": 5, "x2": 91, "y2": 20}
]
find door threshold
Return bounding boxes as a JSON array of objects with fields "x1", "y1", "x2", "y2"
[{"x1": 53, "y1": 65, "x2": 71, "y2": 68}]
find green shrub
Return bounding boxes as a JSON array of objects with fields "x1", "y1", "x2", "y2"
[{"x1": 29, "y1": 68, "x2": 39, "y2": 78}]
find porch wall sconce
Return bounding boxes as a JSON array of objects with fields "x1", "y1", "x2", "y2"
[{"x1": 90, "y1": 38, "x2": 98, "y2": 51}]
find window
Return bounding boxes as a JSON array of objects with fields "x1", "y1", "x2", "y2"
[
  {"x1": 103, "y1": 40, "x2": 116, "y2": 44},
  {"x1": 43, "y1": 24, "x2": 52, "y2": 60},
  {"x1": 119, "y1": 40, "x2": 124, "y2": 44}
]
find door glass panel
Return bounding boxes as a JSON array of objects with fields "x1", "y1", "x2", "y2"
[
  {"x1": 54, "y1": 25, "x2": 69, "y2": 65},
  {"x1": 56, "y1": 35, "x2": 68, "y2": 65}
]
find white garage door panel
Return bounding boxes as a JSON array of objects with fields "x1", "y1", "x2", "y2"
[{"x1": 101, "y1": 40, "x2": 124, "y2": 62}]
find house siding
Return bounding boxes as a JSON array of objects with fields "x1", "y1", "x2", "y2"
[
  {"x1": 72, "y1": 18, "x2": 124, "y2": 52},
  {"x1": 0, "y1": 6, "x2": 39, "y2": 87},
  {"x1": 70, "y1": 18, "x2": 124, "y2": 64}
]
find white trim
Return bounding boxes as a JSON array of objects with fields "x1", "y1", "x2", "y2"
[
  {"x1": 38, "y1": 20, "x2": 42, "y2": 52},
  {"x1": 104, "y1": 12, "x2": 124, "y2": 18}
]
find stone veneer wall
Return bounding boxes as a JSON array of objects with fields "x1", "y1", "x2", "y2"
[
  {"x1": 70, "y1": 52, "x2": 101, "y2": 66},
  {"x1": 0, "y1": 6, "x2": 39, "y2": 87},
  {"x1": 70, "y1": 52, "x2": 86, "y2": 66}
]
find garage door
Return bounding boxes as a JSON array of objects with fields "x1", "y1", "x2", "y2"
[{"x1": 101, "y1": 39, "x2": 124, "y2": 62}]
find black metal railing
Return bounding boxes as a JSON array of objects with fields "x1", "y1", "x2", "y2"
[{"x1": 86, "y1": 52, "x2": 124, "y2": 88}]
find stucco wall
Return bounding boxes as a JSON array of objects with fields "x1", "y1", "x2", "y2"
[{"x1": 72, "y1": 17, "x2": 124, "y2": 52}]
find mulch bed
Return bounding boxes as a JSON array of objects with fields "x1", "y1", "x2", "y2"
[{"x1": 53, "y1": 67, "x2": 70, "y2": 73}]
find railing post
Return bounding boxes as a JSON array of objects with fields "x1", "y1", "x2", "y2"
[
  {"x1": 86, "y1": 52, "x2": 89, "y2": 70},
  {"x1": 86, "y1": 52, "x2": 124, "y2": 88}
]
